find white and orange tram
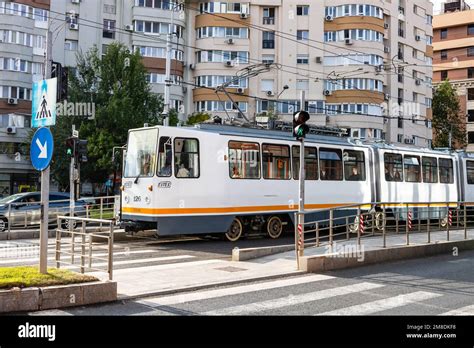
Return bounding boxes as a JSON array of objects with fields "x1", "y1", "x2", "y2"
[{"x1": 120, "y1": 124, "x2": 463, "y2": 241}]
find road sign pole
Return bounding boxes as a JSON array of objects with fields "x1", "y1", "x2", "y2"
[
  {"x1": 39, "y1": 29, "x2": 53, "y2": 274},
  {"x1": 297, "y1": 91, "x2": 306, "y2": 268}
]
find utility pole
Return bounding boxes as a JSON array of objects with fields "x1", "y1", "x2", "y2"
[
  {"x1": 39, "y1": 28, "x2": 52, "y2": 274},
  {"x1": 163, "y1": 4, "x2": 176, "y2": 127}
]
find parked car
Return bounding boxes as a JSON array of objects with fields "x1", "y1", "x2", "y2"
[{"x1": 0, "y1": 192, "x2": 89, "y2": 232}]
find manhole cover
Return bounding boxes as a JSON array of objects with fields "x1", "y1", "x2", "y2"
[{"x1": 215, "y1": 266, "x2": 247, "y2": 273}]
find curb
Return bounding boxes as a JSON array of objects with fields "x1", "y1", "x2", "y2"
[
  {"x1": 0, "y1": 281, "x2": 117, "y2": 313},
  {"x1": 232, "y1": 244, "x2": 295, "y2": 261},
  {"x1": 118, "y1": 270, "x2": 303, "y2": 301}
]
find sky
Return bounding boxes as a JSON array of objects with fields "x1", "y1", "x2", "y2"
[{"x1": 432, "y1": 0, "x2": 474, "y2": 14}]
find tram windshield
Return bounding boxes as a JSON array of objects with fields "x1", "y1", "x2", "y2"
[{"x1": 124, "y1": 128, "x2": 158, "y2": 177}]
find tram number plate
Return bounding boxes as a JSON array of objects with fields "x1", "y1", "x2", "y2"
[{"x1": 133, "y1": 196, "x2": 141, "y2": 202}]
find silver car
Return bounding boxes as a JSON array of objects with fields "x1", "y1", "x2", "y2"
[{"x1": 0, "y1": 192, "x2": 89, "y2": 232}]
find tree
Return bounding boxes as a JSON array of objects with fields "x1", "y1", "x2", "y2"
[
  {"x1": 50, "y1": 43, "x2": 163, "y2": 190},
  {"x1": 186, "y1": 112, "x2": 211, "y2": 125},
  {"x1": 432, "y1": 80, "x2": 466, "y2": 149}
]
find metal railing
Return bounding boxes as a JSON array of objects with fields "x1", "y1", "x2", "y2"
[
  {"x1": 55, "y1": 216, "x2": 115, "y2": 280},
  {"x1": 0, "y1": 195, "x2": 119, "y2": 239},
  {"x1": 295, "y1": 200, "x2": 471, "y2": 263}
]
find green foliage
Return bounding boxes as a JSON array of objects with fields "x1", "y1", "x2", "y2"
[
  {"x1": 168, "y1": 108, "x2": 180, "y2": 127},
  {"x1": 432, "y1": 81, "x2": 466, "y2": 148},
  {"x1": 186, "y1": 112, "x2": 211, "y2": 125},
  {"x1": 50, "y1": 43, "x2": 163, "y2": 188}
]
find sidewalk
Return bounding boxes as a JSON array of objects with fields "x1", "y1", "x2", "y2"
[{"x1": 91, "y1": 228, "x2": 473, "y2": 299}]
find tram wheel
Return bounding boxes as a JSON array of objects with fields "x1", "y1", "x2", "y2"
[
  {"x1": 225, "y1": 218, "x2": 243, "y2": 242},
  {"x1": 375, "y1": 212, "x2": 385, "y2": 230},
  {"x1": 266, "y1": 216, "x2": 283, "y2": 239},
  {"x1": 349, "y1": 215, "x2": 360, "y2": 234}
]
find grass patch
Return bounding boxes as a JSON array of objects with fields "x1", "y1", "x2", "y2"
[
  {"x1": 88, "y1": 209, "x2": 114, "y2": 220},
  {"x1": 0, "y1": 266, "x2": 98, "y2": 290}
]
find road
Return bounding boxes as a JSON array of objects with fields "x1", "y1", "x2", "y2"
[{"x1": 28, "y1": 249, "x2": 474, "y2": 316}]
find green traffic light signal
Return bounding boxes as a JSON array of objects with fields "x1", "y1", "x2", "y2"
[{"x1": 293, "y1": 111, "x2": 310, "y2": 139}]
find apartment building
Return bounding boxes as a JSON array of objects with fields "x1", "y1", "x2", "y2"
[
  {"x1": 188, "y1": 0, "x2": 434, "y2": 147},
  {"x1": 0, "y1": 0, "x2": 49, "y2": 196},
  {"x1": 433, "y1": 0, "x2": 474, "y2": 150}
]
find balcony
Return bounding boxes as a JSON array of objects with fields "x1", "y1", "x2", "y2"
[
  {"x1": 262, "y1": 40, "x2": 275, "y2": 49},
  {"x1": 263, "y1": 17, "x2": 275, "y2": 25}
]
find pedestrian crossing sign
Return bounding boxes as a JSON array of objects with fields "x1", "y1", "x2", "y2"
[{"x1": 32, "y1": 78, "x2": 57, "y2": 128}]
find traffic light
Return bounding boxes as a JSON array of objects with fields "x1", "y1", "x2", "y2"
[
  {"x1": 65, "y1": 137, "x2": 76, "y2": 157},
  {"x1": 293, "y1": 110, "x2": 310, "y2": 139},
  {"x1": 76, "y1": 139, "x2": 88, "y2": 163},
  {"x1": 60, "y1": 67, "x2": 68, "y2": 101}
]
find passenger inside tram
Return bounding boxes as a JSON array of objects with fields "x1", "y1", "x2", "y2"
[{"x1": 177, "y1": 163, "x2": 190, "y2": 178}]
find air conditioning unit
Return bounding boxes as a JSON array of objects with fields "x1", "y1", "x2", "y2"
[
  {"x1": 325, "y1": 15, "x2": 333, "y2": 21},
  {"x1": 415, "y1": 35, "x2": 421, "y2": 41},
  {"x1": 240, "y1": 13, "x2": 249, "y2": 19},
  {"x1": 266, "y1": 91, "x2": 274, "y2": 97},
  {"x1": 375, "y1": 65, "x2": 382, "y2": 73},
  {"x1": 404, "y1": 138, "x2": 414, "y2": 144},
  {"x1": 189, "y1": 63, "x2": 195, "y2": 70},
  {"x1": 6, "y1": 126, "x2": 16, "y2": 134},
  {"x1": 384, "y1": 46, "x2": 390, "y2": 53},
  {"x1": 345, "y1": 38, "x2": 353, "y2": 45},
  {"x1": 323, "y1": 90, "x2": 332, "y2": 96},
  {"x1": 7, "y1": 98, "x2": 18, "y2": 105},
  {"x1": 182, "y1": 87, "x2": 187, "y2": 93},
  {"x1": 125, "y1": 24, "x2": 134, "y2": 31},
  {"x1": 69, "y1": 23, "x2": 79, "y2": 30},
  {"x1": 384, "y1": 23, "x2": 389, "y2": 29},
  {"x1": 237, "y1": 87, "x2": 244, "y2": 94},
  {"x1": 384, "y1": 93, "x2": 390, "y2": 101},
  {"x1": 225, "y1": 60, "x2": 235, "y2": 67},
  {"x1": 415, "y1": 79, "x2": 422, "y2": 85},
  {"x1": 315, "y1": 56, "x2": 322, "y2": 64},
  {"x1": 226, "y1": 38, "x2": 235, "y2": 44}
]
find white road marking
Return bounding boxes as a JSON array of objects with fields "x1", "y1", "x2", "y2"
[
  {"x1": 203, "y1": 282, "x2": 384, "y2": 316},
  {"x1": 138, "y1": 274, "x2": 335, "y2": 307},
  {"x1": 440, "y1": 305, "x2": 474, "y2": 316},
  {"x1": 318, "y1": 291, "x2": 442, "y2": 315}
]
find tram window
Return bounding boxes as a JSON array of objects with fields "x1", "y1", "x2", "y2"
[
  {"x1": 422, "y1": 157, "x2": 438, "y2": 183},
  {"x1": 262, "y1": 144, "x2": 291, "y2": 180},
  {"x1": 439, "y1": 158, "x2": 454, "y2": 184},
  {"x1": 124, "y1": 128, "x2": 158, "y2": 178},
  {"x1": 319, "y1": 148, "x2": 343, "y2": 181},
  {"x1": 157, "y1": 137, "x2": 172, "y2": 177},
  {"x1": 228, "y1": 141, "x2": 260, "y2": 179},
  {"x1": 466, "y1": 161, "x2": 474, "y2": 184},
  {"x1": 343, "y1": 150, "x2": 365, "y2": 181},
  {"x1": 174, "y1": 138, "x2": 200, "y2": 178},
  {"x1": 384, "y1": 153, "x2": 403, "y2": 182},
  {"x1": 292, "y1": 146, "x2": 318, "y2": 180},
  {"x1": 404, "y1": 155, "x2": 421, "y2": 183}
]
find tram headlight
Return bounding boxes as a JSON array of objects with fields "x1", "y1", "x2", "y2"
[
  {"x1": 124, "y1": 195, "x2": 130, "y2": 204},
  {"x1": 145, "y1": 196, "x2": 151, "y2": 205}
]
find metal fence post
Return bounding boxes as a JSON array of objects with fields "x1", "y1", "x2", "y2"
[
  {"x1": 395, "y1": 210, "x2": 399, "y2": 234},
  {"x1": 357, "y1": 207, "x2": 361, "y2": 246},
  {"x1": 464, "y1": 204, "x2": 467, "y2": 240},
  {"x1": 329, "y1": 209, "x2": 334, "y2": 252},
  {"x1": 382, "y1": 205, "x2": 386, "y2": 248},
  {"x1": 55, "y1": 217, "x2": 61, "y2": 269},
  {"x1": 427, "y1": 203, "x2": 431, "y2": 244},
  {"x1": 71, "y1": 220, "x2": 75, "y2": 265},
  {"x1": 406, "y1": 203, "x2": 409, "y2": 245},
  {"x1": 80, "y1": 221, "x2": 86, "y2": 274},
  {"x1": 7, "y1": 203, "x2": 11, "y2": 240},
  {"x1": 345, "y1": 216, "x2": 349, "y2": 240},
  {"x1": 371, "y1": 208, "x2": 375, "y2": 236},
  {"x1": 108, "y1": 222, "x2": 114, "y2": 280},
  {"x1": 446, "y1": 203, "x2": 450, "y2": 242},
  {"x1": 316, "y1": 221, "x2": 319, "y2": 247},
  {"x1": 100, "y1": 197, "x2": 104, "y2": 229}
]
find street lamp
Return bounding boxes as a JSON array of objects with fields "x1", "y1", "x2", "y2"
[{"x1": 272, "y1": 85, "x2": 289, "y2": 124}]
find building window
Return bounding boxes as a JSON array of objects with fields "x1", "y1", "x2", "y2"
[
  {"x1": 468, "y1": 88, "x2": 474, "y2": 100},
  {"x1": 174, "y1": 138, "x2": 200, "y2": 178},
  {"x1": 398, "y1": 117, "x2": 403, "y2": 128},
  {"x1": 469, "y1": 132, "x2": 474, "y2": 144},
  {"x1": 297, "y1": 5, "x2": 309, "y2": 16},
  {"x1": 260, "y1": 79, "x2": 274, "y2": 92},
  {"x1": 228, "y1": 141, "x2": 261, "y2": 179},
  {"x1": 469, "y1": 68, "x2": 474, "y2": 79},
  {"x1": 262, "y1": 31, "x2": 275, "y2": 48},
  {"x1": 262, "y1": 144, "x2": 291, "y2": 180},
  {"x1": 296, "y1": 79, "x2": 309, "y2": 90},
  {"x1": 440, "y1": 28, "x2": 448, "y2": 39},
  {"x1": 441, "y1": 70, "x2": 448, "y2": 80},
  {"x1": 469, "y1": 25, "x2": 474, "y2": 36},
  {"x1": 296, "y1": 30, "x2": 309, "y2": 41},
  {"x1": 292, "y1": 146, "x2": 318, "y2": 180},
  {"x1": 262, "y1": 7, "x2": 275, "y2": 25},
  {"x1": 296, "y1": 54, "x2": 309, "y2": 64},
  {"x1": 468, "y1": 47, "x2": 474, "y2": 57},
  {"x1": 468, "y1": 110, "x2": 474, "y2": 122},
  {"x1": 440, "y1": 50, "x2": 448, "y2": 60},
  {"x1": 103, "y1": 19, "x2": 115, "y2": 39},
  {"x1": 262, "y1": 54, "x2": 274, "y2": 64},
  {"x1": 64, "y1": 40, "x2": 78, "y2": 51}
]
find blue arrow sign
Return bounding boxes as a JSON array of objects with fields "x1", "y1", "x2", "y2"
[{"x1": 30, "y1": 127, "x2": 54, "y2": 171}]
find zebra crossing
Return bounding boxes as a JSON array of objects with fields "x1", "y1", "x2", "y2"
[{"x1": 136, "y1": 274, "x2": 474, "y2": 316}]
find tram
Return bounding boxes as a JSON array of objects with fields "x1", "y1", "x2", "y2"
[{"x1": 120, "y1": 124, "x2": 461, "y2": 241}]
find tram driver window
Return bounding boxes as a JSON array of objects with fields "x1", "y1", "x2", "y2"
[
  {"x1": 439, "y1": 158, "x2": 454, "y2": 184},
  {"x1": 228, "y1": 141, "x2": 260, "y2": 179},
  {"x1": 157, "y1": 137, "x2": 172, "y2": 177},
  {"x1": 343, "y1": 150, "x2": 365, "y2": 181},
  {"x1": 404, "y1": 155, "x2": 421, "y2": 183},
  {"x1": 174, "y1": 138, "x2": 200, "y2": 178},
  {"x1": 466, "y1": 160, "x2": 474, "y2": 184},
  {"x1": 123, "y1": 128, "x2": 158, "y2": 178},
  {"x1": 262, "y1": 144, "x2": 291, "y2": 180},
  {"x1": 319, "y1": 148, "x2": 343, "y2": 181},
  {"x1": 422, "y1": 157, "x2": 438, "y2": 183},
  {"x1": 292, "y1": 146, "x2": 318, "y2": 180},
  {"x1": 384, "y1": 153, "x2": 403, "y2": 182}
]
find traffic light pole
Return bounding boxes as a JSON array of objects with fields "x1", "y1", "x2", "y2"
[
  {"x1": 297, "y1": 91, "x2": 305, "y2": 268},
  {"x1": 70, "y1": 125, "x2": 76, "y2": 229},
  {"x1": 39, "y1": 29, "x2": 52, "y2": 274}
]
